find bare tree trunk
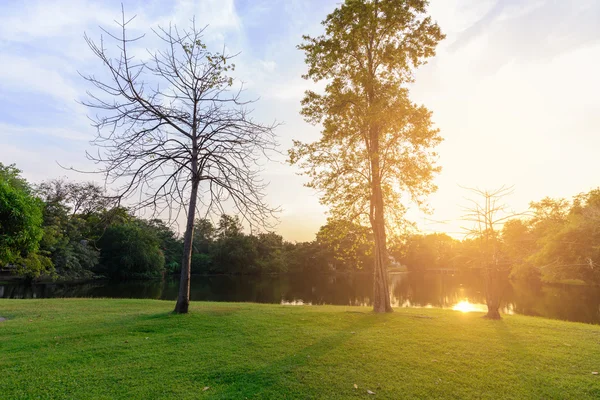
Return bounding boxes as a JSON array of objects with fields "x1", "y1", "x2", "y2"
[
  {"x1": 372, "y1": 218, "x2": 392, "y2": 313},
  {"x1": 174, "y1": 178, "x2": 199, "y2": 314},
  {"x1": 370, "y1": 144, "x2": 392, "y2": 313},
  {"x1": 484, "y1": 267, "x2": 501, "y2": 320}
]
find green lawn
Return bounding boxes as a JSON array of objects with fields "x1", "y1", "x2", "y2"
[{"x1": 1, "y1": 299, "x2": 599, "y2": 399}]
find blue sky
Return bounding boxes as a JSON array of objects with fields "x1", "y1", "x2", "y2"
[{"x1": 1, "y1": 0, "x2": 600, "y2": 241}]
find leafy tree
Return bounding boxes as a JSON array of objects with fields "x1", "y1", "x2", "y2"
[
  {"x1": 315, "y1": 219, "x2": 373, "y2": 272},
  {"x1": 35, "y1": 185, "x2": 98, "y2": 280},
  {"x1": 212, "y1": 233, "x2": 258, "y2": 275},
  {"x1": 96, "y1": 222, "x2": 165, "y2": 280},
  {"x1": 193, "y1": 219, "x2": 216, "y2": 253},
  {"x1": 254, "y1": 232, "x2": 286, "y2": 274},
  {"x1": 530, "y1": 190, "x2": 600, "y2": 285},
  {"x1": 139, "y1": 219, "x2": 183, "y2": 275},
  {"x1": 0, "y1": 163, "x2": 30, "y2": 193},
  {"x1": 0, "y1": 163, "x2": 52, "y2": 279},
  {"x1": 502, "y1": 219, "x2": 538, "y2": 282},
  {"x1": 283, "y1": 241, "x2": 326, "y2": 275},
  {"x1": 397, "y1": 233, "x2": 457, "y2": 272},
  {"x1": 290, "y1": 0, "x2": 444, "y2": 312},
  {"x1": 190, "y1": 218, "x2": 216, "y2": 274},
  {"x1": 216, "y1": 215, "x2": 244, "y2": 239},
  {"x1": 211, "y1": 215, "x2": 258, "y2": 275},
  {"x1": 0, "y1": 180, "x2": 43, "y2": 263}
]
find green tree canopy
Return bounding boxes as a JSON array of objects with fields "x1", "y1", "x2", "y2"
[
  {"x1": 0, "y1": 164, "x2": 44, "y2": 264},
  {"x1": 96, "y1": 222, "x2": 165, "y2": 280},
  {"x1": 290, "y1": 0, "x2": 444, "y2": 312},
  {"x1": 316, "y1": 219, "x2": 373, "y2": 272}
]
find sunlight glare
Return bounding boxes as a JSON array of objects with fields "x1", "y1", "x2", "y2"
[{"x1": 452, "y1": 300, "x2": 485, "y2": 313}]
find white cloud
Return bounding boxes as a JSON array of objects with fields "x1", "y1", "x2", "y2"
[
  {"x1": 2, "y1": 0, "x2": 599, "y2": 241},
  {"x1": 0, "y1": 54, "x2": 80, "y2": 104},
  {"x1": 0, "y1": 0, "x2": 124, "y2": 52}
]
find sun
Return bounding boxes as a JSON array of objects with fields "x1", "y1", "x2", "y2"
[{"x1": 452, "y1": 300, "x2": 485, "y2": 313}]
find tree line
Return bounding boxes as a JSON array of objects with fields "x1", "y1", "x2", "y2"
[
  {"x1": 3, "y1": 161, "x2": 599, "y2": 288},
  {"x1": 398, "y1": 189, "x2": 600, "y2": 287},
  {"x1": 0, "y1": 162, "x2": 376, "y2": 281}
]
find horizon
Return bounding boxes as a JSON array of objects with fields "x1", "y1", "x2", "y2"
[{"x1": 1, "y1": 0, "x2": 599, "y2": 242}]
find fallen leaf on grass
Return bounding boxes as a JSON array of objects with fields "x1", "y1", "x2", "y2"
[
  {"x1": 367, "y1": 389, "x2": 376, "y2": 395},
  {"x1": 592, "y1": 372, "x2": 599, "y2": 375},
  {"x1": 203, "y1": 386, "x2": 210, "y2": 391},
  {"x1": 353, "y1": 384, "x2": 358, "y2": 389},
  {"x1": 431, "y1": 359, "x2": 438, "y2": 363},
  {"x1": 564, "y1": 343, "x2": 572, "y2": 347}
]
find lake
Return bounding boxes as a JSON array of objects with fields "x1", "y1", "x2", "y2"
[{"x1": 1, "y1": 272, "x2": 599, "y2": 324}]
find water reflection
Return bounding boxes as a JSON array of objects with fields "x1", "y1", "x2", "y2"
[
  {"x1": 1, "y1": 272, "x2": 599, "y2": 324},
  {"x1": 452, "y1": 301, "x2": 489, "y2": 313}
]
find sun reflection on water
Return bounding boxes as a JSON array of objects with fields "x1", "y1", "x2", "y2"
[{"x1": 452, "y1": 300, "x2": 487, "y2": 313}]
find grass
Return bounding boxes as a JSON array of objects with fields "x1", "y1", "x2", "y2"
[{"x1": 1, "y1": 299, "x2": 599, "y2": 399}]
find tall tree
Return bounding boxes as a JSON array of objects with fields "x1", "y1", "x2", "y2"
[
  {"x1": 80, "y1": 10, "x2": 278, "y2": 313},
  {"x1": 290, "y1": 0, "x2": 444, "y2": 312}
]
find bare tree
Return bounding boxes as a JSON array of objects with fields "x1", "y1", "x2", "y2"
[
  {"x1": 79, "y1": 9, "x2": 278, "y2": 313},
  {"x1": 461, "y1": 186, "x2": 517, "y2": 320},
  {"x1": 36, "y1": 179, "x2": 114, "y2": 216}
]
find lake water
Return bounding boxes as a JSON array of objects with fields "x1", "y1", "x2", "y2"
[{"x1": 1, "y1": 272, "x2": 599, "y2": 324}]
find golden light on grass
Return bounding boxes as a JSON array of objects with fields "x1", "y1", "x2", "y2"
[{"x1": 452, "y1": 300, "x2": 486, "y2": 313}]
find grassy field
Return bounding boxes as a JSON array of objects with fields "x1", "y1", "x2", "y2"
[{"x1": 1, "y1": 299, "x2": 599, "y2": 399}]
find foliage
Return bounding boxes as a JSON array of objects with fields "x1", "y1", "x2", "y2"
[
  {"x1": 139, "y1": 219, "x2": 183, "y2": 274},
  {"x1": 529, "y1": 190, "x2": 600, "y2": 285},
  {"x1": 396, "y1": 233, "x2": 458, "y2": 272},
  {"x1": 0, "y1": 164, "x2": 45, "y2": 270},
  {"x1": 315, "y1": 219, "x2": 373, "y2": 272},
  {"x1": 5, "y1": 158, "x2": 600, "y2": 288},
  {"x1": 96, "y1": 223, "x2": 165, "y2": 280},
  {"x1": 0, "y1": 163, "x2": 30, "y2": 193},
  {"x1": 290, "y1": 0, "x2": 444, "y2": 312},
  {"x1": 12, "y1": 252, "x2": 55, "y2": 280},
  {"x1": 290, "y1": 0, "x2": 444, "y2": 229}
]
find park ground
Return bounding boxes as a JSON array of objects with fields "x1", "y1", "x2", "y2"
[{"x1": 1, "y1": 299, "x2": 599, "y2": 399}]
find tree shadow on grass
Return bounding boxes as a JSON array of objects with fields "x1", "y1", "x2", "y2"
[
  {"x1": 491, "y1": 321, "x2": 557, "y2": 398},
  {"x1": 204, "y1": 313, "x2": 387, "y2": 399}
]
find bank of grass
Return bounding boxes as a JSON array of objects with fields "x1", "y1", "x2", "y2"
[{"x1": 1, "y1": 300, "x2": 599, "y2": 399}]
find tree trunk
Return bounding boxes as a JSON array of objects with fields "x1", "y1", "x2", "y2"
[
  {"x1": 372, "y1": 218, "x2": 392, "y2": 313},
  {"x1": 174, "y1": 178, "x2": 199, "y2": 314},
  {"x1": 370, "y1": 142, "x2": 392, "y2": 314},
  {"x1": 484, "y1": 267, "x2": 502, "y2": 320},
  {"x1": 365, "y1": 19, "x2": 391, "y2": 313}
]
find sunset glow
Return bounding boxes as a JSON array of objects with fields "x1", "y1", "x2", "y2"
[{"x1": 452, "y1": 301, "x2": 486, "y2": 313}]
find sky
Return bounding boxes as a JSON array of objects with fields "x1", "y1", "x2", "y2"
[{"x1": 1, "y1": 0, "x2": 599, "y2": 242}]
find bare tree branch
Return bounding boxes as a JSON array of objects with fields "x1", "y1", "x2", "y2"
[{"x1": 77, "y1": 9, "x2": 280, "y2": 313}]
